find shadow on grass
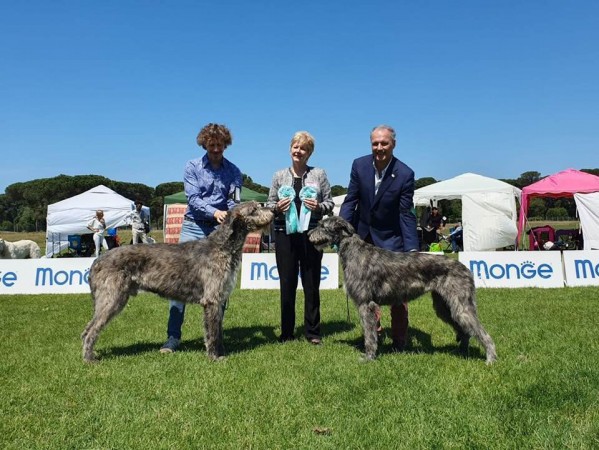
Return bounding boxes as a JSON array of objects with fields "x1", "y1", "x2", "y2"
[
  {"x1": 99, "y1": 320, "x2": 356, "y2": 360},
  {"x1": 100, "y1": 341, "x2": 164, "y2": 359},
  {"x1": 227, "y1": 320, "x2": 356, "y2": 354},
  {"x1": 98, "y1": 325, "x2": 277, "y2": 360},
  {"x1": 321, "y1": 319, "x2": 355, "y2": 337},
  {"x1": 96, "y1": 321, "x2": 485, "y2": 363},
  {"x1": 225, "y1": 325, "x2": 278, "y2": 354},
  {"x1": 335, "y1": 325, "x2": 486, "y2": 362}
]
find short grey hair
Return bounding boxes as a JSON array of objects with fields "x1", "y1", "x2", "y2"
[{"x1": 371, "y1": 125, "x2": 396, "y2": 143}]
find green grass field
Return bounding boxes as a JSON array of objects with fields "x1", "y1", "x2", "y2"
[{"x1": 1, "y1": 287, "x2": 598, "y2": 449}]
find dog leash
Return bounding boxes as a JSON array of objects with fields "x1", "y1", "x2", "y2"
[
  {"x1": 332, "y1": 243, "x2": 352, "y2": 323},
  {"x1": 346, "y1": 292, "x2": 351, "y2": 322}
]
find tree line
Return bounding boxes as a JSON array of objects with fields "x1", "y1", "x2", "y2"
[
  {"x1": 0, "y1": 173, "x2": 268, "y2": 232},
  {"x1": 1, "y1": 169, "x2": 598, "y2": 232}
]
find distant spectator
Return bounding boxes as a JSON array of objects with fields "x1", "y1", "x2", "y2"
[
  {"x1": 448, "y1": 221, "x2": 463, "y2": 253},
  {"x1": 128, "y1": 200, "x2": 150, "y2": 244},
  {"x1": 87, "y1": 210, "x2": 108, "y2": 257},
  {"x1": 427, "y1": 206, "x2": 444, "y2": 232}
]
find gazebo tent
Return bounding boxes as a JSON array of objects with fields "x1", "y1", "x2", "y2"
[
  {"x1": 163, "y1": 186, "x2": 267, "y2": 205},
  {"x1": 414, "y1": 173, "x2": 522, "y2": 251},
  {"x1": 332, "y1": 194, "x2": 346, "y2": 216},
  {"x1": 574, "y1": 193, "x2": 599, "y2": 250},
  {"x1": 45, "y1": 185, "x2": 136, "y2": 257},
  {"x1": 517, "y1": 169, "x2": 599, "y2": 249}
]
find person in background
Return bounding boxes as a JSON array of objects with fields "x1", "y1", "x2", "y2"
[
  {"x1": 160, "y1": 123, "x2": 242, "y2": 354},
  {"x1": 428, "y1": 206, "x2": 445, "y2": 233},
  {"x1": 87, "y1": 210, "x2": 108, "y2": 257},
  {"x1": 340, "y1": 125, "x2": 419, "y2": 352},
  {"x1": 267, "y1": 131, "x2": 334, "y2": 345},
  {"x1": 447, "y1": 221, "x2": 463, "y2": 253},
  {"x1": 128, "y1": 200, "x2": 150, "y2": 244}
]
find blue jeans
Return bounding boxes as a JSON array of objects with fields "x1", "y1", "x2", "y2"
[
  {"x1": 450, "y1": 234, "x2": 462, "y2": 252},
  {"x1": 166, "y1": 220, "x2": 216, "y2": 340}
]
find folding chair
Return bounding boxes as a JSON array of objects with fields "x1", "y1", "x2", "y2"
[
  {"x1": 67, "y1": 235, "x2": 82, "y2": 256},
  {"x1": 528, "y1": 225, "x2": 556, "y2": 250}
]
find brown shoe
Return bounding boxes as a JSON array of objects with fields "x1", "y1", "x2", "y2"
[{"x1": 309, "y1": 338, "x2": 322, "y2": 345}]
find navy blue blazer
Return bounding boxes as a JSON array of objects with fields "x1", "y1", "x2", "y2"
[{"x1": 339, "y1": 155, "x2": 419, "y2": 252}]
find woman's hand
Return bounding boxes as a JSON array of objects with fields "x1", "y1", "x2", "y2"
[
  {"x1": 303, "y1": 198, "x2": 319, "y2": 211},
  {"x1": 276, "y1": 197, "x2": 292, "y2": 213}
]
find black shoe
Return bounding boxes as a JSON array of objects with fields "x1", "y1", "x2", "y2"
[{"x1": 278, "y1": 335, "x2": 295, "y2": 343}]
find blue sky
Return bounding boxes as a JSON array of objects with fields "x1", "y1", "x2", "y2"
[{"x1": 2, "y1": 1, "x2": 598, "y2": 194}]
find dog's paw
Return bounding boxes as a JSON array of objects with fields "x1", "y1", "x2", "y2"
[
  {"x1": 359, "y1": 353, "x2": 376, "y2": 363},
  {"x1": 485, "y1": 355, "x2": 497, "y2": 365}
]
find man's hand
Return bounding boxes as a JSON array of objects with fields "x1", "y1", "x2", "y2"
[{"x1": 214, "y1": 210, "x2": 228, "y2": 224}]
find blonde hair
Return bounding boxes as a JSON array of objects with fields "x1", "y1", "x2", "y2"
[{"x1": 290, "y1": 131, "x2": 315, "y2": 154}]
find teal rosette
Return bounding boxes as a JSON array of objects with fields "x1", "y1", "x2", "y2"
[
  {"x1": 298, "y1": 186, "x2": 318, "y2": 232},
  {"x1": 278, "y1": 185, "x2": 299, "y2": 234}
]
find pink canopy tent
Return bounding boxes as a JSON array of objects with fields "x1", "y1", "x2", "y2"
[{"x1": 517, "y1": 169, "x2": 599, "y2": 245}]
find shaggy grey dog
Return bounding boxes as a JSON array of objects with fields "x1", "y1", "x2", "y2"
[
  {"x1": 0, "y1": 238, "x2": 41, "y2": 259},
  {"x1": 308, "y1": 216, "x2": 497, "y2": 364},
  {"x1": 82, "y1": 201, "x2": 274, "y2": 362}
]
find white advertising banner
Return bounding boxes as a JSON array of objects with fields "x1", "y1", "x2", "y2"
[
  {"x1": 0, "y1": 258, "x2": 94, "y2": 295},
  {"x1": 459, "y1": 252, "x2": 565, "y2": 288},
  {"x1": 241, "y1": 253, "x2": 339, "y2": 289},
  {"x1": 562, "y1": 250, "x2": 599, "y2": 287},
  {"x1": 4, "y1": 251, "x2": 596, "y2": 294}
]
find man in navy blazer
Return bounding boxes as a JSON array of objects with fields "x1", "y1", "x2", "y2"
[{"x1": 339, "y1": 125, "x2": 419, "y2": 351}]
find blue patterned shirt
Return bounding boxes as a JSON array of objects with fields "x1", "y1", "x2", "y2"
[{"x1": 184, "y1": 154, "x2": 242, "y2": 222}]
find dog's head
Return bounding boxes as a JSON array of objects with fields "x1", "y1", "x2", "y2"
[
  {"x1": 308, "y1": 216, "x2": 355, "y2": 250},
  {"x1": 228, "y1": 201, "x2": 274, "y2": 232}
]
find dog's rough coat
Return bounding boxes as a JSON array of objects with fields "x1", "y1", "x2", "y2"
[
  {"x1": 82, "y1": 202, "x2": 274, "y2": 362},
  {"x1": 0, "y1": 238, "x2": 41, "y2": 259},
  {"x1": 308, "y1": 216, "x2": 497, "y2": 364}
]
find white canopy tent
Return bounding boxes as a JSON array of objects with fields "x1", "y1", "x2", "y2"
[
  {"x1": 45, "y1": 185, "x2": 137, "y2": 257},
  {"x1": 414, "y1": 173, "x2": 522, "y2": 251},
  {"x1": 574, "y1": 192, "x2": 599, "y2": 250},
  {"x1": 332, "y1": 194, "x2": 346, "y2": 216}
]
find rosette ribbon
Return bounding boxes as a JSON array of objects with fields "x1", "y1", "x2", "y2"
[
  {"x1": 298, "y1": 186, "x2": 318, "y2": 232},
  {"x1": 278, "y1": 186, "x2": 299, "y2": 234}
]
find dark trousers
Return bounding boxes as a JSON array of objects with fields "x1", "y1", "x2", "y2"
[
  {"x1": 275, "y1": 231, "x2": 323, "y2": 340},
  {"x1": 374, "y1": 302, "x2": 409, "y2": 346},
  {"x1": 365, "y1": 235, "x2": 409, "y2": 346}
]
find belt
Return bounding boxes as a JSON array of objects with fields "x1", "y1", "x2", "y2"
[{"x1": 184, "y1": 216, "x2": 217, "y2": 226}]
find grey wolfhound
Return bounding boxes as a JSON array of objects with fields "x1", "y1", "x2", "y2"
[
  {"x1": 308, "y1": 216, "x2": 497, "y2": 364},
  {"x1": 82, "y1": 201, "x2": 274, "y2": 362}
]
